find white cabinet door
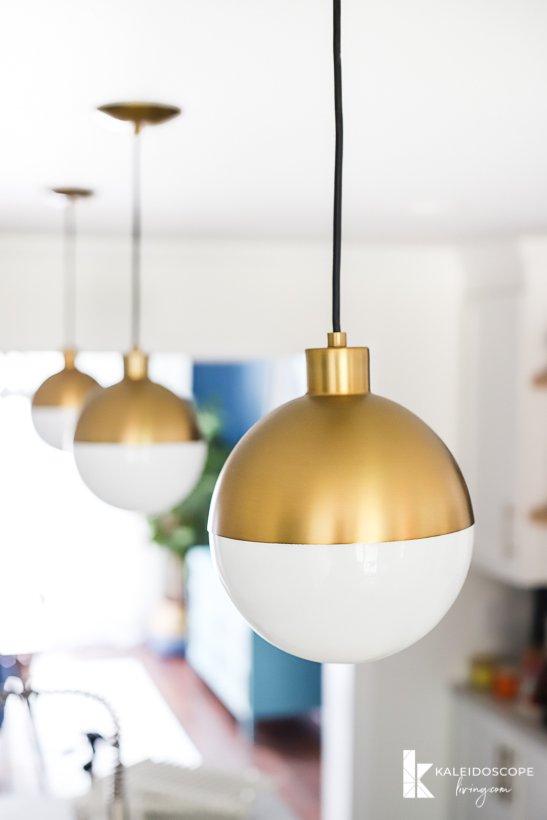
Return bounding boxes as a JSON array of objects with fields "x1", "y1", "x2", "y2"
[
  {"x1": 512, "y1": 266, "x2": 547, "y2": 585},
  {"x1": 453, "y1": 696, "x2": 531, "y2": 820},
  {"x1": 462, "y1": 289, "x2": 522, "y2": 584},
  {"x1": 519, "y1": 736, "x2": 547, "y2": 820},
  {"x1": 461, "y1": 263, "x2": 547, "y2": 586}
]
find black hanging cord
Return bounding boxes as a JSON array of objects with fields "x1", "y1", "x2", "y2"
[
  {"x1": 64, "y1": 197, "x2": 77, "y2": 349},
  {"x1": 332, "y1": 0, "x2": 343, "y2": 333},
  {"x1": 131, "y1": 124, "x2": 142, "y2": 348}
]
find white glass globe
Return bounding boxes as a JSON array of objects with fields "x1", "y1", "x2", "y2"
[
  {"x1": 211, "y1": 527, "x2": 473, "y2": 663},
  {"x1": 32, "y1": 406, "x2": 80, "y2": 451},
  {"x1": 74, "y1": 441, "x2": 207, "y2": 515}
]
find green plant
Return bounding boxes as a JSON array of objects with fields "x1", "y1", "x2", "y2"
[{"x1": 149, "y1": 406, "x2": 232, "y2": 562}]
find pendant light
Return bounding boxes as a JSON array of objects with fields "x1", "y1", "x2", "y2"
[
  {"x1": 74, "y1": 103, "x2": 206, "y2": 514},
  {"x1": 32, "y1": 188, "x2": 100, "y2": 450},
  {"x1": 208, "y1": 1, "x2": 474, "y2": 664}
]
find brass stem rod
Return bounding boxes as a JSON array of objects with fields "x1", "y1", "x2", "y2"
[
  {"x1": 64, "y1": 196, "x2": 77, "y2": 350},
  {"x1": 131, "y1": 124, "x2": 142, "y2": 349}
]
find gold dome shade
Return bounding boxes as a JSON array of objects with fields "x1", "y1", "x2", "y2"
[
  {"x1": 533, "y1": 367, "x2": 547, "y2": 389},
  {"x1": 98, "y1": 102, "x2": 181, "y2": 129},
  {"x1": 32, "y1": 350, "x2": 99, "y2": 409},
  {"x1": 74, "y1": 348, "x2": 201, "y2": 445},
  {"x1": 51, "y1": 187, "x2": 93, "y2": 200},
  {"x1": 209, "y1": 339, "x2": 474, "y2": 545}
]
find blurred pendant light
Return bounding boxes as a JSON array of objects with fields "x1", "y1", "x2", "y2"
[
  {"x1": 32, "y1": 188, "x2": 100, "y2": 450},
  {"x1": 74, "y1": 103, "x2": 206, "y2": 514},
  {"x1": 208, "y1": 0, "x2": 474, "y2": 663}
]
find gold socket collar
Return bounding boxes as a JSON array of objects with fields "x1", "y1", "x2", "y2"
[
  {"x1": 64, "y1": 348, "x2": 77, "y2": 370},
  {"x1": 306, "y1": 332, "x2": 370, "y2": 396},
  {"x1": 124, "y1": 347, "x2": 149, "y2": 381}
]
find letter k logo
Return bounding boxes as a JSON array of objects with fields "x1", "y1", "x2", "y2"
[{"x1": 403, "y1": 750, "x2": 434, "y2": 798}]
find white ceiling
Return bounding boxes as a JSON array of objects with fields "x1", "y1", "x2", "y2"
[{"x1": 1, "y1": 0, "x2": 547, "y2": 241}]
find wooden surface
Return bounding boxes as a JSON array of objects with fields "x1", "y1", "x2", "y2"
[{"x1": 138, "y1": 648, "x2": 321, "y2": 820}]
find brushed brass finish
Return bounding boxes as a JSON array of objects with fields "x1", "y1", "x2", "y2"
[
  {"x1": 74, "y1": 363, "x2": 201, "y2": 445},
  {"x1": 64, "y1": 348, "x2": 76, "y2": 369},
  {"x1": 98, "y1": 102, "x2": 181, "y2": 129},
  {"x1": 306, "y1": 343, "x2": 369, "y2": 395},
  {"x1": 530, "y1": 503, "x2": 547, "y2": 525},
  {"x1": 124, "y1": 346, "x2": 148, "y2": 381},
  {"x1": 327, "y1": 331, "x2": 347, "y2": 348},
  {"x1": 532, "y1": 368, "x2": 547, "y2": 388},
  {"x1": 210, "y1": 338, "x2": 474, "y2": 545},
  {"x1": 52, "y1": 188, "x2": 93, "y2": 200},
  {"x1": 32, "y1": 350, "x2": 99, "y2": 409}
]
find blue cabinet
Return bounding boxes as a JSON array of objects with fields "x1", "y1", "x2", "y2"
[{"x1": 188, "y1": 361, "x2": 321, "y2": 724}]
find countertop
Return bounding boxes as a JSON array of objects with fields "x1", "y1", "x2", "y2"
[{"x1": 453, "y1": 684, "x2": 547, "y2": 749}]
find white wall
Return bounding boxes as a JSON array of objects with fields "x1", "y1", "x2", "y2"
[
  {"x1": 0, "y1": 233, "x2": 458, "y2": 370},
  {"x1": 0, "y1": 232, "x2": 468, "y2": 442}
]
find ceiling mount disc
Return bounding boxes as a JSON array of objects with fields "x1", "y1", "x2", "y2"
[
  {"x1": 97, "y1": 102, "x2": 181, "y2": 128},
  {"x1": 52, "y1": 187, "x2": 94, "y2": 199}
]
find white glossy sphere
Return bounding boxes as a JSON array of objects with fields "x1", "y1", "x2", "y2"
[
  {"x1": 74, "y1": 441, "x2": 207, "y2": 514},
  {"x1": 211, "y1": 526, "x2": 474, "y2": 663},
  {"x1": 31, "y1": 406, "x2": 79, "y2": 451}
]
